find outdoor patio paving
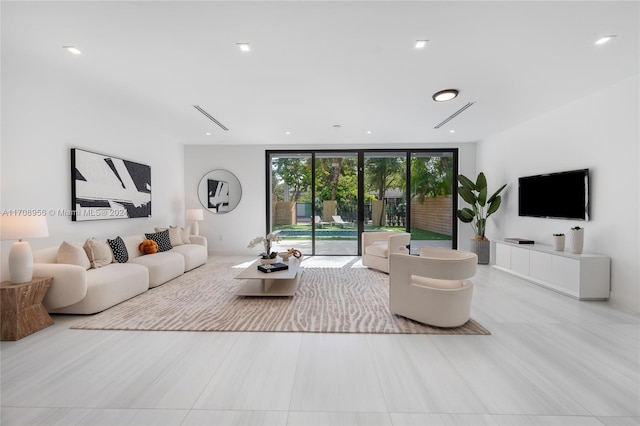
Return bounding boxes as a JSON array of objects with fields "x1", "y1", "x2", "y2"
[{"x1": 273, "y1": 239, "x2": 452, "y2": 256}]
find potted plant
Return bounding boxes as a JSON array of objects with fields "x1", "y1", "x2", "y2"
[
  {"x1": 457, "y1": 172, "x2": 507, "y2": 264},
  {"x1": 247, "y1": 232, "x2": 281, "y2": 264}
]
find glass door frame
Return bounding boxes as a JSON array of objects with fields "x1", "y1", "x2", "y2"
[{"x1": 266, "y1": 148, "x2": 458, "y2": 256}]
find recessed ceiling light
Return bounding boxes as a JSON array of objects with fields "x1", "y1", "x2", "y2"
[
  {"x1": 449, "y1": 130, "x2": 456, "y2": 133},
  {"x1": 237, "y1": 43, "x2": 250, "y2": 52},
  {"x1": 63, "y1": 46, "x2": 82, "y2": 55},
  {"x1": 366, "y1": 131, "x2": 372, "y2": 134},
  {"x1": 595, "y1": 35, "x2": 616, "y2": 45},
  {"x1": 204, "y1": 132, "x2": 212, "y2": 136},
  {"x1": 432, "y1": 89, "x2": 459, "y2": 102},
  {"x1": 415, "y1": 40, "x2": 428, "y2": 49},
  {"x1": 285, "y1": 131, "x2": 291, "y2": 135}
]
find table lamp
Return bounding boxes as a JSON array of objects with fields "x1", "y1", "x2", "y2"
[
  {"x1": 0, "y1": 214, "x2": 49, "y2": 284},
  {"x1": 186, "y1": 209, "x2": 204, "y2": 236}
]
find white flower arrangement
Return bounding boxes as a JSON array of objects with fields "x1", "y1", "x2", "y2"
[{"x1": 247, "y1": 232, "x2": 281, "y2": 259}]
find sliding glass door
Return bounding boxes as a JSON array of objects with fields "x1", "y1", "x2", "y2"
[
  {"x1": 269, "y1": 152, "x2": 313, "y2": 254},
  {"x1": 409, "y1": 151, "x2": 456, "y2": 252},
  {"x1": 267, "y1": 149, "x2": 457, "y2": 256},
  {"x1": 363, "y1": 152, "x2": 407, "y2": 231},
  {"x1": 314, "y1": 152, "x2": 358, "y2": 255}
]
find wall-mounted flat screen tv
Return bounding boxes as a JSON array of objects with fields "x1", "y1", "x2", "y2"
[{"x1": 518, "y1": 169, "x2": 590, "y2": 221}]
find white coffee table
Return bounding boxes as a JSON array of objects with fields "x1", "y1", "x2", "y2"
[{"x1": 234, "y1": 257, "x2": 303, "y2": 297}]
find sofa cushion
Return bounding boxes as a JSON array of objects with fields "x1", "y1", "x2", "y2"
[
  {"x1": 364, "y1": 242, "x2": 388, "y2": 258},
  {"x1": 50, "y1": 263, "x2": 149, "y2": 314},
  {"x1": 170, "y1": 243, "x2": 207, "y2": 271},
  {"x1": 57, "y1": 241, "x2": 90, "y2": 270},
  {"x1": 411, "y1": 275, "x2": 466, "y2": 289},
  {"x1": 129, "y1": 251, "x2": 184, "y2": 288},
  {"x1": 145, "y1": 230, "x2": 172, "y2": 252},
  {"x1": 83, "y1": 238, "x2": 113, "y2": 268},
  {"x1": 107, "y1": 236, "x2": 129, "y2": 263}
]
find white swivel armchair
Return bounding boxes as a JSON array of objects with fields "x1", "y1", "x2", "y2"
[
  {"x1": 361, "y1": 231, "x2": 411, "y2": 273},
  {"x1": 389, "y1": 247, "x2": 477, "y2": 328}
]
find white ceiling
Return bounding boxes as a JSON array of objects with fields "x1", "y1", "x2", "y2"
[{"x1": 3, "y1": 1, "x2": 639, "y2": 146}]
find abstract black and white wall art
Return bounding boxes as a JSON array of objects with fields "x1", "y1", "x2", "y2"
[
  {"x1": 198, "y1": 169, "x2": 242, "y2": 214},
  {"x1": 71, "y1": 148, "x2": 151, "y2": 221},
  {"x1": 207, "y1": 179, "x2": 230, "y2": 212}
]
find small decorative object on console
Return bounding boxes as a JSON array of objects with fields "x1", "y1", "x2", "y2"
[
  {"x1": 504, "y1": 238, "x2": 535, "y2": 244},
  {"x1": 552, "y1": 233, "x2": 565, "y2": 251},
  {"x1": 257, "y1": 262, "x2": 289, "y2": 273},
  {"x1": 569, "y1": 226, "x2": 584, "y2": 254}
]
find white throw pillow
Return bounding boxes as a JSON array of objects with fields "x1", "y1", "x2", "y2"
[
  {"x1": 180, "y1": 226, "x2": 191, "y2": 244},
  {"x1": 83, "y1": 238, "x2": 114, "y2": 268},
  {"x1": 169, "y1": 226, "x2": 184, "y2": 246},
  {"x1": 57, "y1": 241, "x2": 91, "y2": 270}
]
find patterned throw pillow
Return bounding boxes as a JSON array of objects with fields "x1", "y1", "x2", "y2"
[
  {"x1": 154, "y1": 226, "x2": 184, "y2": 246},
  {"x1": 145, "y1": 230, "x2": 173, "y2": 252},
  {"x1": 107, "y1": 236, "x2": 129, "y2": 263}
]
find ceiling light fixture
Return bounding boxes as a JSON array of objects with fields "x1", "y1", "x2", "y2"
[
  {"x1": 237, "y1": 42, "x2": 250, "y2": 52},
  {"x1": 432, "y1": 89, "x2": 459, "y2": 102},
  {"x1": 193, "y1": 105, "x2": 229, "y2": 131},
  {"x1": 366, "y1": 131, "x2": 372, "y2": 134},
  {"x1": 415, "y1": 40, "x2": 428, "y2": 49},
  {"x1": 449, "y1": 130, "x2": 456, "y2": 133},
  {"x1": 285, "y1": 131, "x2": 291, "y2": 135},
  {"x1": 595, "y1": 35, "x2": 616, "y2": 45},
  {"x1": 205, "y1": 132, "x2": 212, "y2": 136},
  {"x1": 63, "y1": 46, "x2": 82, "y2": 55}
]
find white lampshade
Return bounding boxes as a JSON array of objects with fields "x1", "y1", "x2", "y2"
[
  {"x1": 0, "y1": 215, "x2": 49, "y2": 240},
  {"x1": 186, "y1": 209, "x2": 204, "y2": 221},
  {"x1": 186, "y1": 209, "x2": 204, "y2": 236},
  {"x1": 1, "y1": 215, "x2": 49, "y2": 284}
]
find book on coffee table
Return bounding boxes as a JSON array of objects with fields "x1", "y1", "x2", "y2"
[{"x1": 257, "y1": 262, "x2": 289, "y2": 273}]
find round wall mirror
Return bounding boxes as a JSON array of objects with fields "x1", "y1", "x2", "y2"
[{"x1": 197, "y1": 169, "x2": 242, "y2": 214}]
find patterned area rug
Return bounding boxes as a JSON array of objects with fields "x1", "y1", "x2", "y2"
[{"x1": 71, "y1": 260, "x2": 490, "y2": 335}]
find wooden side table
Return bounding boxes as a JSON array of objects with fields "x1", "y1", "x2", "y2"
[{"x1": 1, "y1": 277, "x2": 54, "y2": 341}]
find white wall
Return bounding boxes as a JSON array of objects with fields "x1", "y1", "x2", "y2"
[
  {"x1": 477, "y1": 75, "x2": 640, "y2": 313},
  {"x1": 1, "y1": 49, "x2": 185, "y2": 281},
  {"x1": 185, "y1": 143, "x2": 477, "y2": 256}
]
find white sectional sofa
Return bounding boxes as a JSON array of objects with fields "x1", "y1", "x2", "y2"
[{"x1": 33, "y1": 233, "x2": 207, "y2": 314}]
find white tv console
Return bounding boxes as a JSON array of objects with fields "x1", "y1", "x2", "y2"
[{"x1": 493, "y1": 241, "x2": 610, "y2": 300}]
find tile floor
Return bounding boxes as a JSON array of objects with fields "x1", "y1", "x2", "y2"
[{"x1": 1, "y1": 256, "x2": 638, "y2": 426}]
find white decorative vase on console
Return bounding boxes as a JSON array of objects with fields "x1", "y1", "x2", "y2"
[
  {"x1": 553, "y1": 234, "x2": 565, "y2": 251},
  {"x1": 569, "y1": 227, "x2": 584, "y2": 254}
]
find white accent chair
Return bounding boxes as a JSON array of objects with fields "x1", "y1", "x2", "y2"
[
  {"x1": 361, "y1": 231, "x2": 411, "y2": 273},
  {"x1": 389, "y1": 247, "x2": 477, "y2": 328}
]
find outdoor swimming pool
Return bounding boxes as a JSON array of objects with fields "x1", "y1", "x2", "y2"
[{"x1": 277, "y1": 229, "x2": 358, "y2": 238}]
